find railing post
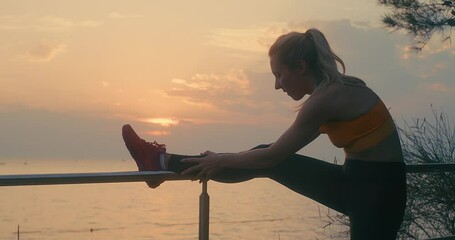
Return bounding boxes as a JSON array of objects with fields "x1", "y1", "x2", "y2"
[{"x1": 199, "y1": 180, "x2": 209, "y2": 240}]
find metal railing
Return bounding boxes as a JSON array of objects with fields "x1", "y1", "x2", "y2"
[
  {"x1": 405, "y1": 163, "x2": 455, "y2": 173},
  {"x1": 1, "y1": 163, "x2": 455, "y2": 240},
  {"x1": 0, "y1": 171, "x2": 210, "y2": 240}
]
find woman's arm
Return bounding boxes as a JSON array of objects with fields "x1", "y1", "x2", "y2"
[
  {"x1": 181, "y1": 96, "x2": 330, "y2": 179},
  {"x1": 231, "y1": 112, "x2": 321, "y2": 169}
]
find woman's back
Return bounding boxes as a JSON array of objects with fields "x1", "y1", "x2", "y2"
[{"x1": 315, "y1": 79, "x2": 404, "y2": 163}]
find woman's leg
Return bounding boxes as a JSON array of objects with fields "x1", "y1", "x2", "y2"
[
  {"x1": 271, "y1": 154, "x2": 346, "y2": 214},
  {"x1": 344, "y1": 160, "x2": 407, "y2": 240},
  {"x1": 168, "y1": 144, "x2": 347, "y2": 214},
  {"x1": 167, "y1": 153, "x2": 269, "y2": 183}
]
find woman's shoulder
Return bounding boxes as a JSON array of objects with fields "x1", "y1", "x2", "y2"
[
  {"x1": 307, "y1": 80, "x2": 380, "y2": 122},
  {"x1": 340, "y1": 75, "x2": 367, "y2": 87}
]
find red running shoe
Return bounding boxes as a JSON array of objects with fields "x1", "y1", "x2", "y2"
[{"x1": 122, "y1": 124, "x2": 166, "y2": 188}]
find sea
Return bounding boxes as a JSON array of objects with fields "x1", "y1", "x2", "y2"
[{"x1": 0, "y1": 159, "x2": 347, "y2": 240}]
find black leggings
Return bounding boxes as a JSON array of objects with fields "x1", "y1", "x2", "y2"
[{"x1": 168, "y1": 144, "x2": 407, "y2": 240}]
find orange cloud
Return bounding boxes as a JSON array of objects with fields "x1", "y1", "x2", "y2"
[
  {"x1": 400, "y1": 35, "x2": 454, "y2": 60},
  {"x1": 206, "y1": 23, "x2": 294, "y2": 53},
  {"x1": 164, "y1": 69, "x2": 285, "y2": 116},
  {"x1": 420, "y1": 62, "x2": 449, "y2": 79},
  {"x1": 167, "y1": 69, "x2": 253, "y2": 106},
  {"x1": 145, "y1": 130, "x2": 170, "y2": 136},
  {"x1": 0, "y1": 14, "x2": 103, "y2": 32},
  {"x1": 108, "y1": 12, "x2": 141, "y2": 19},
  {"x1": 21, "y1": 42, "x2": 66, "y2": 62},
  {"x1": 428, "y1": 83, "x2": 455, "y2": 93}
]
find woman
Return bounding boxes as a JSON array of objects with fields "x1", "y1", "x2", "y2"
[{"x1": 122, "y1": 28, "x2": 407, "y2": 240}]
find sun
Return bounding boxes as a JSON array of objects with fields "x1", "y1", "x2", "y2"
[{"x1": 141, "y1": 118, "x2": 179, "y2": 127}]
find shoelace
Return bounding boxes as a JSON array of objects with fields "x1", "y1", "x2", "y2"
[
  {"x1": 137, "y1": 138, "x2": 166, "y2": 151},
  {"x1": 143, "y1": 140, "x2": 166, "y2": 150}
]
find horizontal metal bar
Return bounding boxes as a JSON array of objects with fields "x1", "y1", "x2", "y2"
[
  {"x1": 405, "y1": 163, "x2": 455, "y2": 173},
  {"x1": 428, "y1": 236, "x2": 455, "y2": 240},
  {"x1": 0, "y1": 171, "x2": 192, "y2": 187},
  {"x1": 0, "y1": 163, "x2": 454, "y2": 187}
]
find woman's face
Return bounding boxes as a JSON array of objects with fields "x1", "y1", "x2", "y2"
[{"x1": 270, "y1": 56, "x2": 312, "y2": 101}]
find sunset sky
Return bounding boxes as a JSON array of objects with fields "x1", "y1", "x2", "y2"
[{"x1": 1, "y1": 1, "x2": 454, "y2": 163}]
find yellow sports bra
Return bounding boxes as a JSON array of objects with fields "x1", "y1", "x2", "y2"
[{"x1": 319, "y1": 100, "x2": 396, "y2": 153}]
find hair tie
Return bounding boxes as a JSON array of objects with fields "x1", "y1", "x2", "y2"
[{"x1": 305, "y1": 33, "x2": 313, "y2": 40}]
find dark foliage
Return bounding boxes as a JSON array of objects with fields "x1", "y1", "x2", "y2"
[
  {"x1": 379, "y1": 0, "x2": 455, "y2": 51},
  {"x1": 397, "y1": 109, "x2": 455, "y2": 239}
]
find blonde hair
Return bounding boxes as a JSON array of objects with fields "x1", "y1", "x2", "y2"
[{"x1": 268, "y1": 29, "x2": 364, "y2": 91}]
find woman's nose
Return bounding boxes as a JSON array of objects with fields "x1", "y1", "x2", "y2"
[{"x1": 275, "y1": 79, "x2": 281, "y2": 90}]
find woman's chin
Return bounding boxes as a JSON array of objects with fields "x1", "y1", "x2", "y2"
[{"x1": 290, "y1": 94, "x2": 304, "y2": 101}]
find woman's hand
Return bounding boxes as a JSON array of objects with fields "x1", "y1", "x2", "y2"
[
  {"x1": 181, "y1": 153, "x2": 226, "y2": 180},
  {"x1": 201, "y1": 150, "x2": 216, "y2": 156}
]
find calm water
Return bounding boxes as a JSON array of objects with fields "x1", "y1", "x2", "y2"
[{"x1": 0, "y1": 159, "x2": 346, "y2": 240}]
